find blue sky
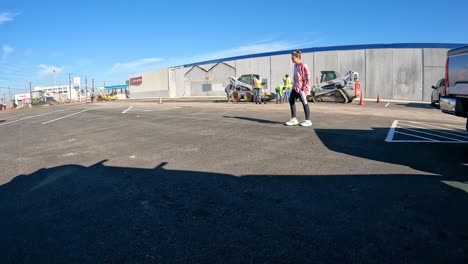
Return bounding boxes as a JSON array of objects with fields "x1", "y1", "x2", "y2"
[{"x1": 1, "y1": 0, "x2": 468, "y2": 94}]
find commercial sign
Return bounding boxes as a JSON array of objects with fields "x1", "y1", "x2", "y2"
[
  {"x1": 130, "y1": 76, "x2": 143, "y2": 86},
  {"x1": 73, "y1": 77, "x2": 81, "y2": 89}
]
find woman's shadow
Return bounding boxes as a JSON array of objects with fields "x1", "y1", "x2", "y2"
[{"x1": 223, "y1": 116, "x2": 284, "y2": 125}]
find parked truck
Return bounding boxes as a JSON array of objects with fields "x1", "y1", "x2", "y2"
[{"x1": 439, "y1": 45, "x2": 468, "y2": 131}]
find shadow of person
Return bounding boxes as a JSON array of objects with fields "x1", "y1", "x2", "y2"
[{"x1": 223, "y1": 116, "x2": 284, "y2": 125}]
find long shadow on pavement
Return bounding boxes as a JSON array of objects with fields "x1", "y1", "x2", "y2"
[
  {"x1": 223, "y1": 116, "x2": 284, "y2": 125},
  {"x1": 0, "y1": 159, "x2": 467, "y2": 263}
]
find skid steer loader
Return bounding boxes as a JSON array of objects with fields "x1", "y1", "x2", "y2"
[{"x1": 309, "y1": 71, "x2": 361, "y2": 103}]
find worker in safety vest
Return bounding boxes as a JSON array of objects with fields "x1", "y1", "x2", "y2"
[
  {"x1": 253, "y1": 76, "x2": 263, "y2": 104},
  {"x1": 275, "y1": 85, "x2": 284, "y2": 104},
  {"x1": 283, "y1": 74, "x2": 293, "y2": 102}
]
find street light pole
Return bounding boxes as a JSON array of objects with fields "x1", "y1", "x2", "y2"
[
  {"x1": 29, "y1": 82, "x2": 32, "y2": 108},
  {"x1": 68, "y1": 73, "x2": 72, "y2": 101},
  {"x1": 85, "y1": 76, "x2": 88, "y2": 102}
]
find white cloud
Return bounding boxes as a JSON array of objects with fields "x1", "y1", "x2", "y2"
[
  {"x1": 1, "y1": 45, "x2": 14, "y2": 61},
  {"x1": 180, "y1": 40, "x2": 320, "y2": 65},
  {"x1": 38, "y1": 64, "x2": 64, "y2": 77},
  {"x1": 112, "y1": 57, "x2": 164, "y2": 71},
  {"x1": 0, "y1": 12, "x2": 20, "y2": 25}
]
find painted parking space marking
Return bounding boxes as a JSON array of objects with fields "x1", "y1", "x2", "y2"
[
  {"x1": 42, "y1": 106, "x2": 102, "y2": 125},
  {"x1": 0, "y1": 108, "x2": 70, "y2": 127},
  {"x1": 122, "y1": 106, "x2": 134, "y2": 114},
  {"x1": 385, "y1": 120, "x2": 468, "y2": 143}
]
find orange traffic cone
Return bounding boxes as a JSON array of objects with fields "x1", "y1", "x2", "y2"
[
  {"x1": 359, "y1": 93, "x2": 364, "y2": 105},
  {"x1": 376, "y1": 93, "x2": 381, "y2": 103}
]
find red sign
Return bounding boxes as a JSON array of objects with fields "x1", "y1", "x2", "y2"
[{"x1": 130, "y1": 76, "x2": 143, "y2": 86}]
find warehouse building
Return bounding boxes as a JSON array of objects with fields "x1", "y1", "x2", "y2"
[{"x1": 129, "y1": 43, "x2": 466, "y2": 101}]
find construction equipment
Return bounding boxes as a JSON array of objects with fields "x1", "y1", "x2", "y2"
[
  {"x1": 309, "y1": 71, "x2": 361, "y2": 103},
  {"x1": 226, "y1": 74, "x2": 275, "y2": 102}
]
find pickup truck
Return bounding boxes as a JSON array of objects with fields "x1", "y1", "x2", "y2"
[{"x1": 440, "y1": 45, "x2": 468, "y2": 131}]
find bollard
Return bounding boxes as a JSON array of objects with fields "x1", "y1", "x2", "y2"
[
  {"x1": 376, "y1": 93, "x2": 381, "y2": 103},
  {"x1": 159, "y1": 97, "x2": 163, "y2": 104},
  {"x1": 359, "y1": 93, "x2": 364, "y2": 105}
]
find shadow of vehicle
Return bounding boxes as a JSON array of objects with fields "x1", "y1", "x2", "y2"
[
  {"x1": 0, "y1": 158, "x2": 467, "y2": 263},
  {"x1": 395, "y1": 103, "x2": 438, "y2": 110}
]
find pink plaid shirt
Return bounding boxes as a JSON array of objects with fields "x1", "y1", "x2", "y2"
[{"x1": 292, "y1": 63, "x2": 311, "y2": 94}]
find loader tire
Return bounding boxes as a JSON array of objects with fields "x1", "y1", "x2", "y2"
[
  {"x1": 231, "y1": 92, "x2": 240, "y2": 102},
  {"x1": 244, "y1": 93, "x2": 253, "y2": 102}
]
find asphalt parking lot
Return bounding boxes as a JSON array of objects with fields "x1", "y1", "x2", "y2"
[{"x1": 0, "y1": 100, "x2": 467, "y2": 263}]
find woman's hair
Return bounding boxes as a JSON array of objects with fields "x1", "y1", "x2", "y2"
[
  {"x1": 285, "y1": 74, "x2": 289, "y2": 78},
  {"x1": 292, "y1": 50, "x2": 302, "y2": 59}
]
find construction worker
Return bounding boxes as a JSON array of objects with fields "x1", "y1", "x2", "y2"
[
  {"x1": 275, "y1": 85, "x2": 284, "y2": 104},
  {"x1": 91, "y1": 93, "x2": 95, "y2": 103},
  {"x1": 283, "y1": 74, "x2": 293, "y2": 103},
  {"x1": 253, "y1": 75, "x2": 262, "y2": 104},
  {"x1": 286, "y1": 50, "x2": 312, "y2": 127}
]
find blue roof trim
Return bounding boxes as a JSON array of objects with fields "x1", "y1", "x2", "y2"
[
  {"x1": 104, "y1": 85, "x2": 128, "y2": 89},
  {"x1": 182, "y1": 43, "x2": 467, "y2": 68}
]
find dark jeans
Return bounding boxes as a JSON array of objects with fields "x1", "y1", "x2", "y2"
[
  {"x1": 289, "y1": 90, "x2": 310, "y2": 120},
  {"x1": 254, "y1": 88, "x2": 262, "y2": 103}
]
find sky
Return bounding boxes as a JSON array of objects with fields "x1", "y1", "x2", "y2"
[{"x1": 1, "y1": 0, "x2": 468, "y2": 95}]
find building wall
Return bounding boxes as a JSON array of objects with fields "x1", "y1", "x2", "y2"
[
  {"x1": 130, "y1": 45, "x2": 461, "y2": 101},
  {"x1": 129, "y1": 69, "x2": 169, "y2": 99},
  {"x1": 423, "y1": 48, "x2": 449, "y2": 101}
]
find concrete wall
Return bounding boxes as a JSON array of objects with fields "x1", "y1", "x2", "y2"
[
  {"x1": 313, "y1": 51, "x2": 338, "y2": 86},
  {"x1": 235, "y1": 57, "x2": 271, "y2": 91},
  {"x1": 129, "y1": 69, "x2": 169, "y2": 99},
  {"x1": 423, "y1": 48, "x2": 448, "y2": 101},
  {"x1": 393, "y1": 49, "x2": 423, "y2": 101},
  {"x1": 366, "y1": 49, "x2": 393, "y2": 99},
  {"x1": 270, "y1": 54, "x2": 293, "y2": 89},
  {"x1": 131, "y1": 46, "x2": 456, "y2": 101},
  {"x1": 338, "y1": 50, "x2": 366, "y2": 93},
  {"x1": 168, "y1": 66, "x2": 185, "y2": 98}
]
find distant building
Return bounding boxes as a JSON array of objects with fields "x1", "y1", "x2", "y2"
[
  {"x1": 34, "y1": 85, "x2": 80, "y2": 100},
  {"x1": 14, "y1": 93, "x2": 31, "y2": 106}
]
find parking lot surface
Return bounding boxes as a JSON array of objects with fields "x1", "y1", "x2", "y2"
[{"x1": 0, "y1": 100, "x2": 467, "y2": 263}]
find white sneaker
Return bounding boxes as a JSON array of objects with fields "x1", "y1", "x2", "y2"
[
  {"x1": 286, "y1": 118, "x2": 299, "y2": 126},
  {"x1": 300, "y1": 120, "x2": 312, "y2": 127}
]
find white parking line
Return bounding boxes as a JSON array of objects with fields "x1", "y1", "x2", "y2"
[
  {"x1": 408, "y1": 121, "x2": 468, "y2": 133},
  {"x1": 398, "y1": 122, "x2": 468, "y2": 139},
  {"x1": 385, "y1": 120, "x2": 398, "y2": 142},
  {"x1": 42, "y1": 107, "x2": 101, "y2": 125},
  {"x1": 384, "y1": 103, "x2": 390, "y2": 108},
  {"x1": 0, "y1": 108, "x2": 70, "y2": 127},
  {"x1": 394, "y1": 130, "x2": 437, "y2": 141},
  {"x1": 396, "y1": 126, "x2": 464, "y2": 142},
  {"x1": 386, "y1": 120, "x2": 468, "y2": 143},
  {"x1": 122, "y1": 106, "x2": 134, "y2": 114}
]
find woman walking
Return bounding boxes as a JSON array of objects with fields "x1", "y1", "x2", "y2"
[{"x1": 285, "y1": 50, "x2": 312, "y2": 127}]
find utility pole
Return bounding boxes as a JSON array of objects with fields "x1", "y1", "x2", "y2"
[
  {"x1": 29, "y1": 82, "x2": 32, "y2": 108},
  {"x1": 85, "y1": 76, "x2": 88, "y2": 102},
  {"x1": 68, "y1": 73, "x2": 72, "y2": 101},
  {"x1": 92, "y1": 78, "x2": 95, "y2": 94},
  {"x1": 8, "y1": 86, "x2": 11, "y2": 107}
]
